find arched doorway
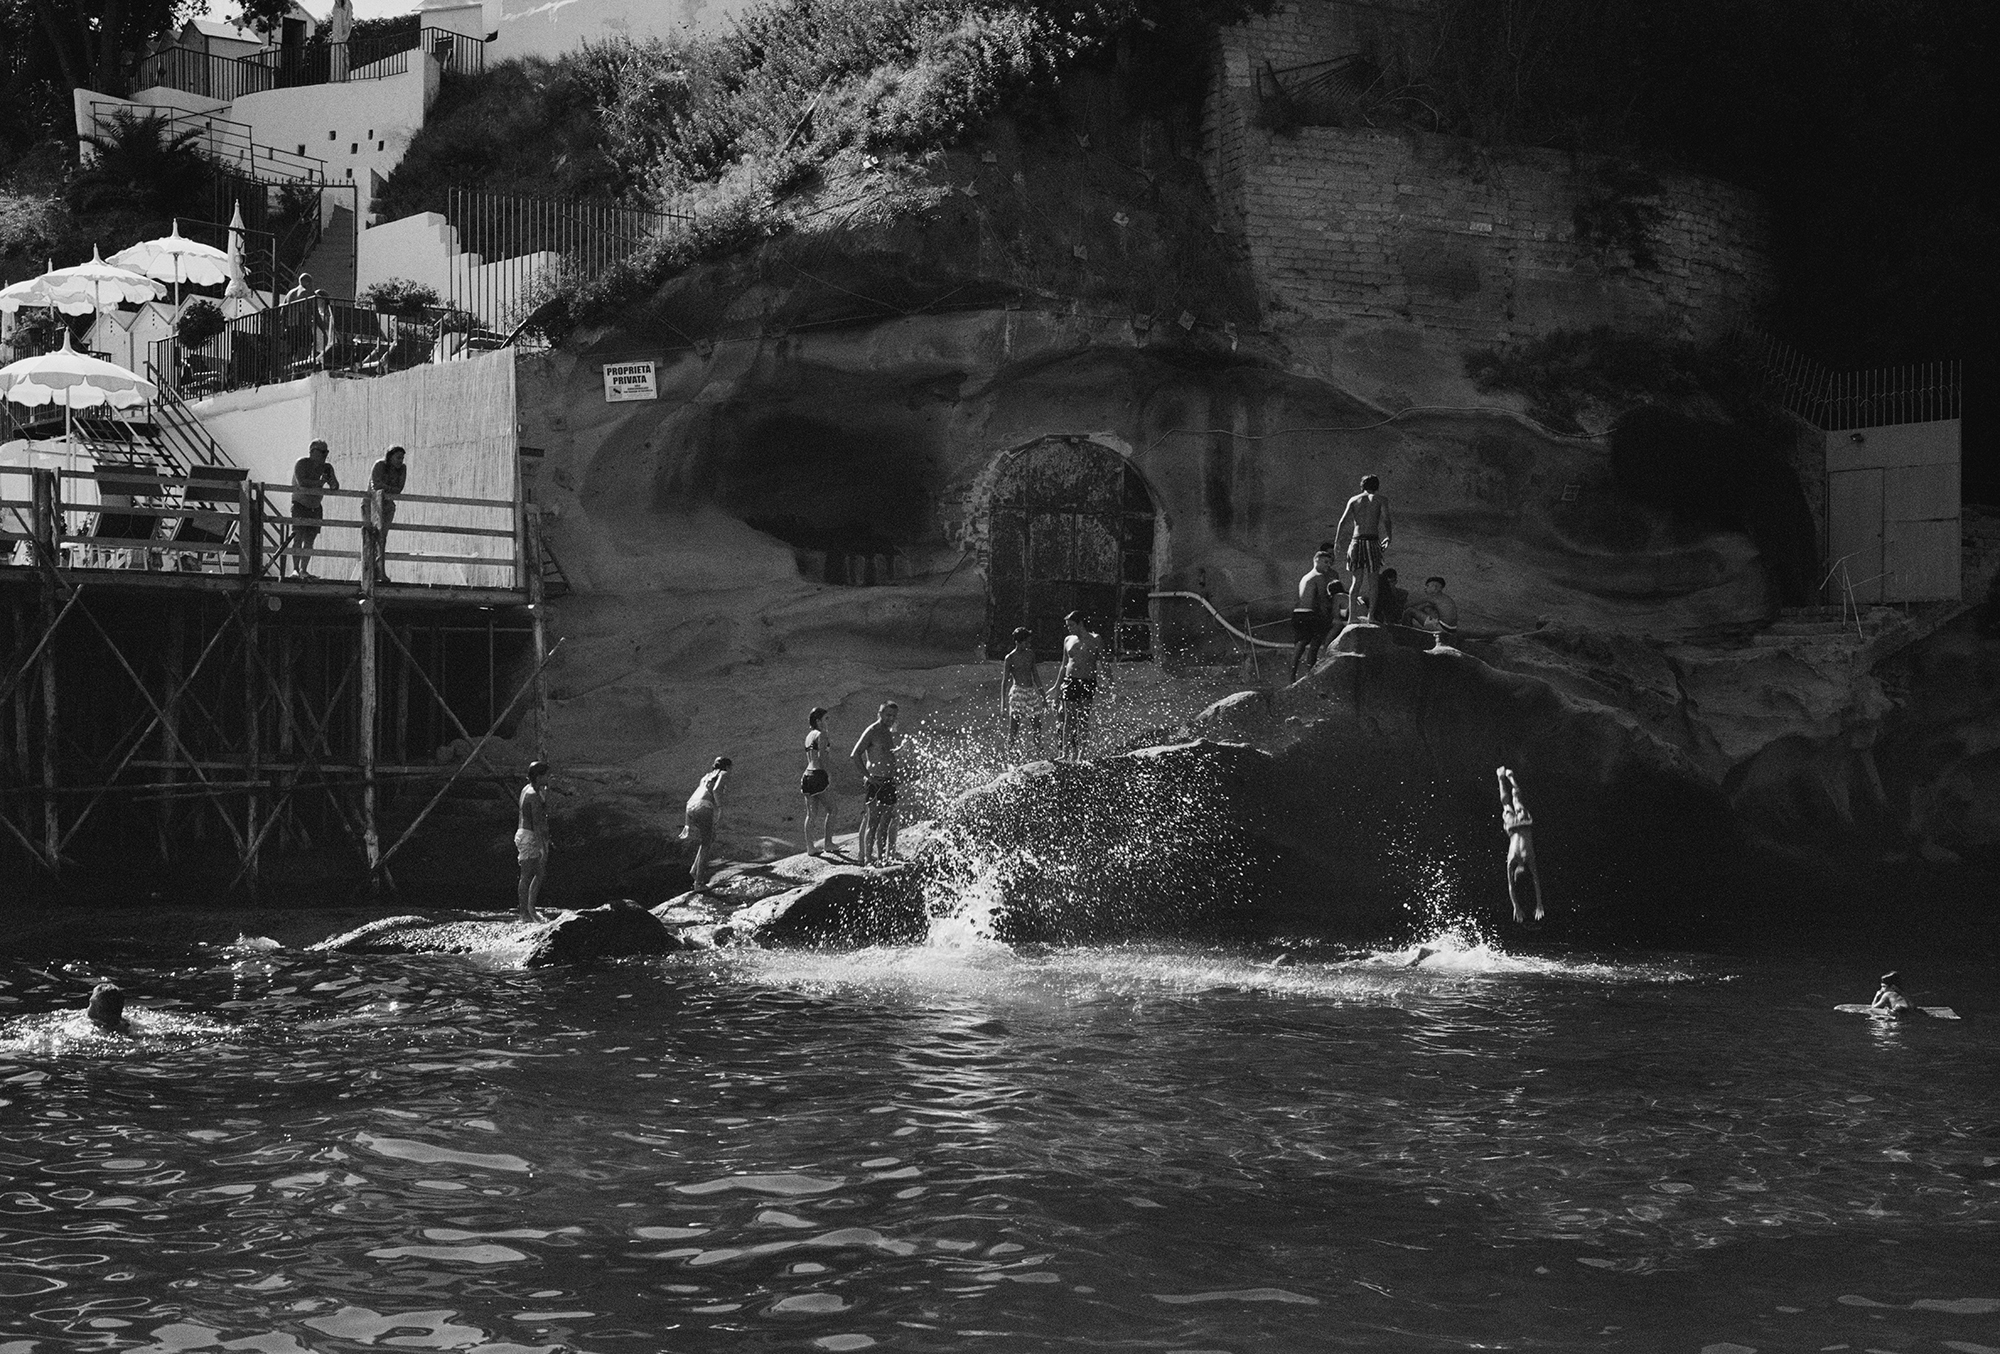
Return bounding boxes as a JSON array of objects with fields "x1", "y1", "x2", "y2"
[{"x1": 985, "y1": 437, "x2": 1158, "y2": 660}]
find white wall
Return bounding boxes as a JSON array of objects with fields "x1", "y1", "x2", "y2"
[
  {"x1": 229, "y1": 60, "x2": 435, "y2": 219},
  {"x1": 189, "y1": 351, "x2": 519, "y2": 586},
  {"x1": 357, "y1": 211, "x2": 561, "y2": 328}
]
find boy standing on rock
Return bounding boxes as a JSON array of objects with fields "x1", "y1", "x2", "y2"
[
  {"x1": 1001, "y1": 627, "x2": 1045, "y2": 760},
  {"x1": 851, "y1": 702, "x2": 901, "y2": 865},
  {"x1": 515, "y1": 761, "x2": 551, "y2": 922},
  {"x1": 1056, "y1": 612, "x2": 1104, "y2": 760},
  {"x1": 1335, "y1": 475, "x2": 1393, "y2": 621}
]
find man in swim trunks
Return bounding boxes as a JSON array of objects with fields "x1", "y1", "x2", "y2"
[
  {"x1": 1334, "y1": 475, "x2": 1393, "y2": 621},
  {"x1": 1412, "y1": 575, "x2": 1460, "y2": 639},
  {"x1": 1496, "y1": 766, "x2": 1545, "y2": 924},
  {"x1": 850, "y1": 702, "x2": 900, "y2": 865},
  {"x1": 1056, "y1": 611, "x2": 1103, "y2": 761},
  {"x1": 287, "y1": 439, "x2": 339, "y2": 579},
  {"x1": 1001, "y1": 627, "x2": 1045, "y2": 760},
  {"x1": 801, "y1": 707, "x2": 835, "y2": 856},
  {"x1": 515, "y1": 760, "x2": 551, "y2": 922},
  {"x1": 1291, "y1": 548, "x2": 1338, "y2": 682}
]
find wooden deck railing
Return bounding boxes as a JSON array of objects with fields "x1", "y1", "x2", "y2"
[{"x1": 0, "y1": 466, "x2": 524, "y2": 594}]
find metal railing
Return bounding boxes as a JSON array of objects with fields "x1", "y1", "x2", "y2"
[
  {"x1": 147, "y1": 297, "x2": 498, "y2": 399},
  {"x1": 444, "y1": 187, "x2": 684, "y2": 332},
  {"x1": 2, "y1": 467, "x2": 523, "y2": 591},
  {"x1": 87, "y1": 102, "x2": 329, "y2": 183},
  {"x1": 1733, "y1": 328, "x2": 1963, "y2": 431},
  {"x1": 132, "y1": 27, "x2": 484, "y2": 100}
]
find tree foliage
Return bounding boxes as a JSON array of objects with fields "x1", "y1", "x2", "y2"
[{"x1": 68, "y1": 107, "x2": 209, "y2": 217}]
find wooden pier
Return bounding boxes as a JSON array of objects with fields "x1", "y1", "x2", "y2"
[{"x1": 0, "y1": 465, "x2": 550, "y2": 903}]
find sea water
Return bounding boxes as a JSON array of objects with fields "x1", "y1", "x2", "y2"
[{"x1": 2, "y1": 915, "x2": 1996, "y2": 1353}]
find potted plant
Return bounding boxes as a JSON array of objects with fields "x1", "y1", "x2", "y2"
[{"x1": 176, "y1": 299, "x2": 226, "y2": 348}]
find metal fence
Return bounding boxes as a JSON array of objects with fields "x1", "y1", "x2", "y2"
[
  {"x1": 444, "y1": 188, "x2": 683, "y2": 333},
  {"x1": 1732, "y1": 328, "x2": 1963, "y2": 432},
  {"x1": 133, "y1": 27, "x2": 484, "y2": 100},
  {"x1": 86, "y1": 101, "x2": 327, "y2": 184},
  {"x1": 148, "y1": 298, "x2": 494, "y2": 399}
]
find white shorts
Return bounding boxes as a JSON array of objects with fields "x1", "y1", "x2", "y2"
[{"x1": 515, "y1": 829, "x2": 547, "y2": 863}]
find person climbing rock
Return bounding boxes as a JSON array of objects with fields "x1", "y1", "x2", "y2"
[
  {"x1": 1291, "y1": 547, "x2": 1338, "y2": 682},
  {"x1": 1871, "y1": 972, "x2": 1916, "y2": 1017},
  {"x1": 681, "y1": 757, "x2": 731, "y2": 890}
]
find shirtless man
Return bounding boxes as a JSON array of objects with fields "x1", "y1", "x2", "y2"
[
  {"x1": 1334, "y1": 475, "x2": 1393, "y2": 622},
  {"x1": 1291, "y1": 548, "x2": 1338, "y2": 682},
  {"x1": 1412, "y1": 575, "x2": 1460, "y2": 639},
  {"x1": 1000, "y1": 627, "x2": 1045, "y2": 759},
  {"x1": 514, "y1": 760, "x2": 551, "y2": 922},
  {"x1": 287, "y1": 439, "x2": 339, "y2": 579},
  {"x1": 801, "y1": 707, "x2": 835, "y2": 856},
  {"x1": 1056, "y1": 612, "x2": 1104, "y2": 761},
  {"x1": 1496, "y1": 766, "x2": 1545, "y2": 924},
  {"x1": 850, "y1": 701, "x2": 900, "y2": 865}
]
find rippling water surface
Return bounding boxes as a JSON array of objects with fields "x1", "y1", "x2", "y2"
[{"x1": 2, "y1": 921, "x2": 1996, "y2": 1353}]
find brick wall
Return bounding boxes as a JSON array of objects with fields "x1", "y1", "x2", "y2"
[{"x1": 1205, "y1": 1, "x2": 1774, "y2": 346}]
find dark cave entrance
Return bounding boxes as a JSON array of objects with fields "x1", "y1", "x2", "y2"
[{"x1": 985, "y1": 437, "x2": 1159, "y2": 660}]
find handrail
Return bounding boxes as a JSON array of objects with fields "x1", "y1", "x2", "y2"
[
  {"x1": 1150, "y1": 590, "x2": 1292, "y2": 649},
  {"x1": 131, "y1": 25, "x2": 484, "y2": 100}
]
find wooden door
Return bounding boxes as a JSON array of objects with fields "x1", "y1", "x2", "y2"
[{"x1": 987, "y1": 439, "x2": 1156, "y2": 660}]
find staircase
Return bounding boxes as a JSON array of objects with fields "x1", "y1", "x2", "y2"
[
  {"x1": 537, "y1": 528, "x2": 571, "y2": 599},
  {"x1": 297, "y1": 203, "x2": 358, "y2": 299}
]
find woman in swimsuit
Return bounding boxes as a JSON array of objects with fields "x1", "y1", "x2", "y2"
[
  {"x1": 801, "y1": 707, "x2": 835, "y2": 856},
  {"x1": 682, "y1": 757, "x2": 732, "y2": 890}
]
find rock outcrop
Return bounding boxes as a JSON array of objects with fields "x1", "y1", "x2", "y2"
[{"x1": 313, "y1": 899, "x2": 686, "y2": 967}]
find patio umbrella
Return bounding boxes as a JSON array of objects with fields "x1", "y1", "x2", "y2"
[
  {"x1": 0, "y1": 246, "x2": 165, "y2": 316},
  {"x1": 109, "y1": 221, "x2": 234, "y2": 306},
  {"x1": 0, "y1": 333, "x2": 160, "y2": 500},
  {"x1": 222, "y1": 200, "x2": 262, "y2": 318}
]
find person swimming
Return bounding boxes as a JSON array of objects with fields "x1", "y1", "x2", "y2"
[
  {"x1": 85, "y1": 982, "x2": 132, "y2": 1035},
  {"x1": 1870, "y1": 971, "x2": 1915, "y2": 1018}
]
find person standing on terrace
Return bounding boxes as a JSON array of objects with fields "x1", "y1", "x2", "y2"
[
  {"x1": 286, "y1": 439, "x2": 339, "y2": 579},
  {"x1": 366, "y1": 445, "x2": 406, "y2": 585}
]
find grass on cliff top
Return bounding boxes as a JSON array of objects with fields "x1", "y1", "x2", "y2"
[{"x1": 374, "y1": 0, "x2": 1267, "y2": 339}]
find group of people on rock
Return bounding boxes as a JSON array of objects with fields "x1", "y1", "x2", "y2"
[
  {"x1": 284, "y1": 438, "x2": 408, "y2": 584},
  {"x1": 1291, "y1": 474, "x2": 1460, "y2": 681}
]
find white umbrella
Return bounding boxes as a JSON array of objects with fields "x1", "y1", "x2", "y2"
[
  {"x1": 109, "y1": 221, "x2": 234, "y2": 306},
  {"x1": 0, "y1": 333, "x2": 160, "y2": 508},
  {"x1": 223, "y1": 200, "x2": 262, "y2": 317},
  {"x1": 0, "y1": 246, "x2": 165, "y2": 316}
]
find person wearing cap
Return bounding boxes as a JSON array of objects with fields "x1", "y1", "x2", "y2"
[
  {"x1": 1870, "y1": 972, "x2": 1915, "y2": 1018},
  {"x1": 515, "y1": 761, "x2": 552, "y2": 922}
]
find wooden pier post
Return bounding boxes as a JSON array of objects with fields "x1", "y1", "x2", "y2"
[
  {"x1": 525, "y1": 507, "x2": 549, "y2": 763},
  {"x1": 242, "y1": 484, "x2": 265, "y2": 899},
  {"x1": 31, "y1": 469, "x2": 60, "y2": 875},
  {"x1": 360, "y1": 488, "x2": 381, "y2": 891}
]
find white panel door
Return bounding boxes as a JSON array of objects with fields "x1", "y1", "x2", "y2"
[{"x1": 1828, "y1": 469, "x2": 1884, "y2": 603}]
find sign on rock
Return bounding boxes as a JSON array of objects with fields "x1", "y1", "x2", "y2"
[{"x1": 602, "y1": 360, "x2": 657, "y2": 402}]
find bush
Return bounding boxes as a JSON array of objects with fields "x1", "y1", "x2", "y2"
[
  {"x1": 361, "y1": 277, "x2": 441, "y2": 316},
  {"x1": 175, "y1": 299, "x2": 226, "y2": 347}
]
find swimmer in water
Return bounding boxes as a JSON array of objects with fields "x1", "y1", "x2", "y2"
[
  {"x1": 85, "y1": 982, "x2": 131, "y2": 1035},
  {"x1": 1496, "y1": 766, "x2": 1545, "y2": 924},
  {"x1": 1870, "y1": 971, "x2": 1915, "y2": 1018}
]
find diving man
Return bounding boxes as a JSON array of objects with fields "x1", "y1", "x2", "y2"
[{"x1": 1497, "y1": 766, "x2": 1545, "y2": 924}]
